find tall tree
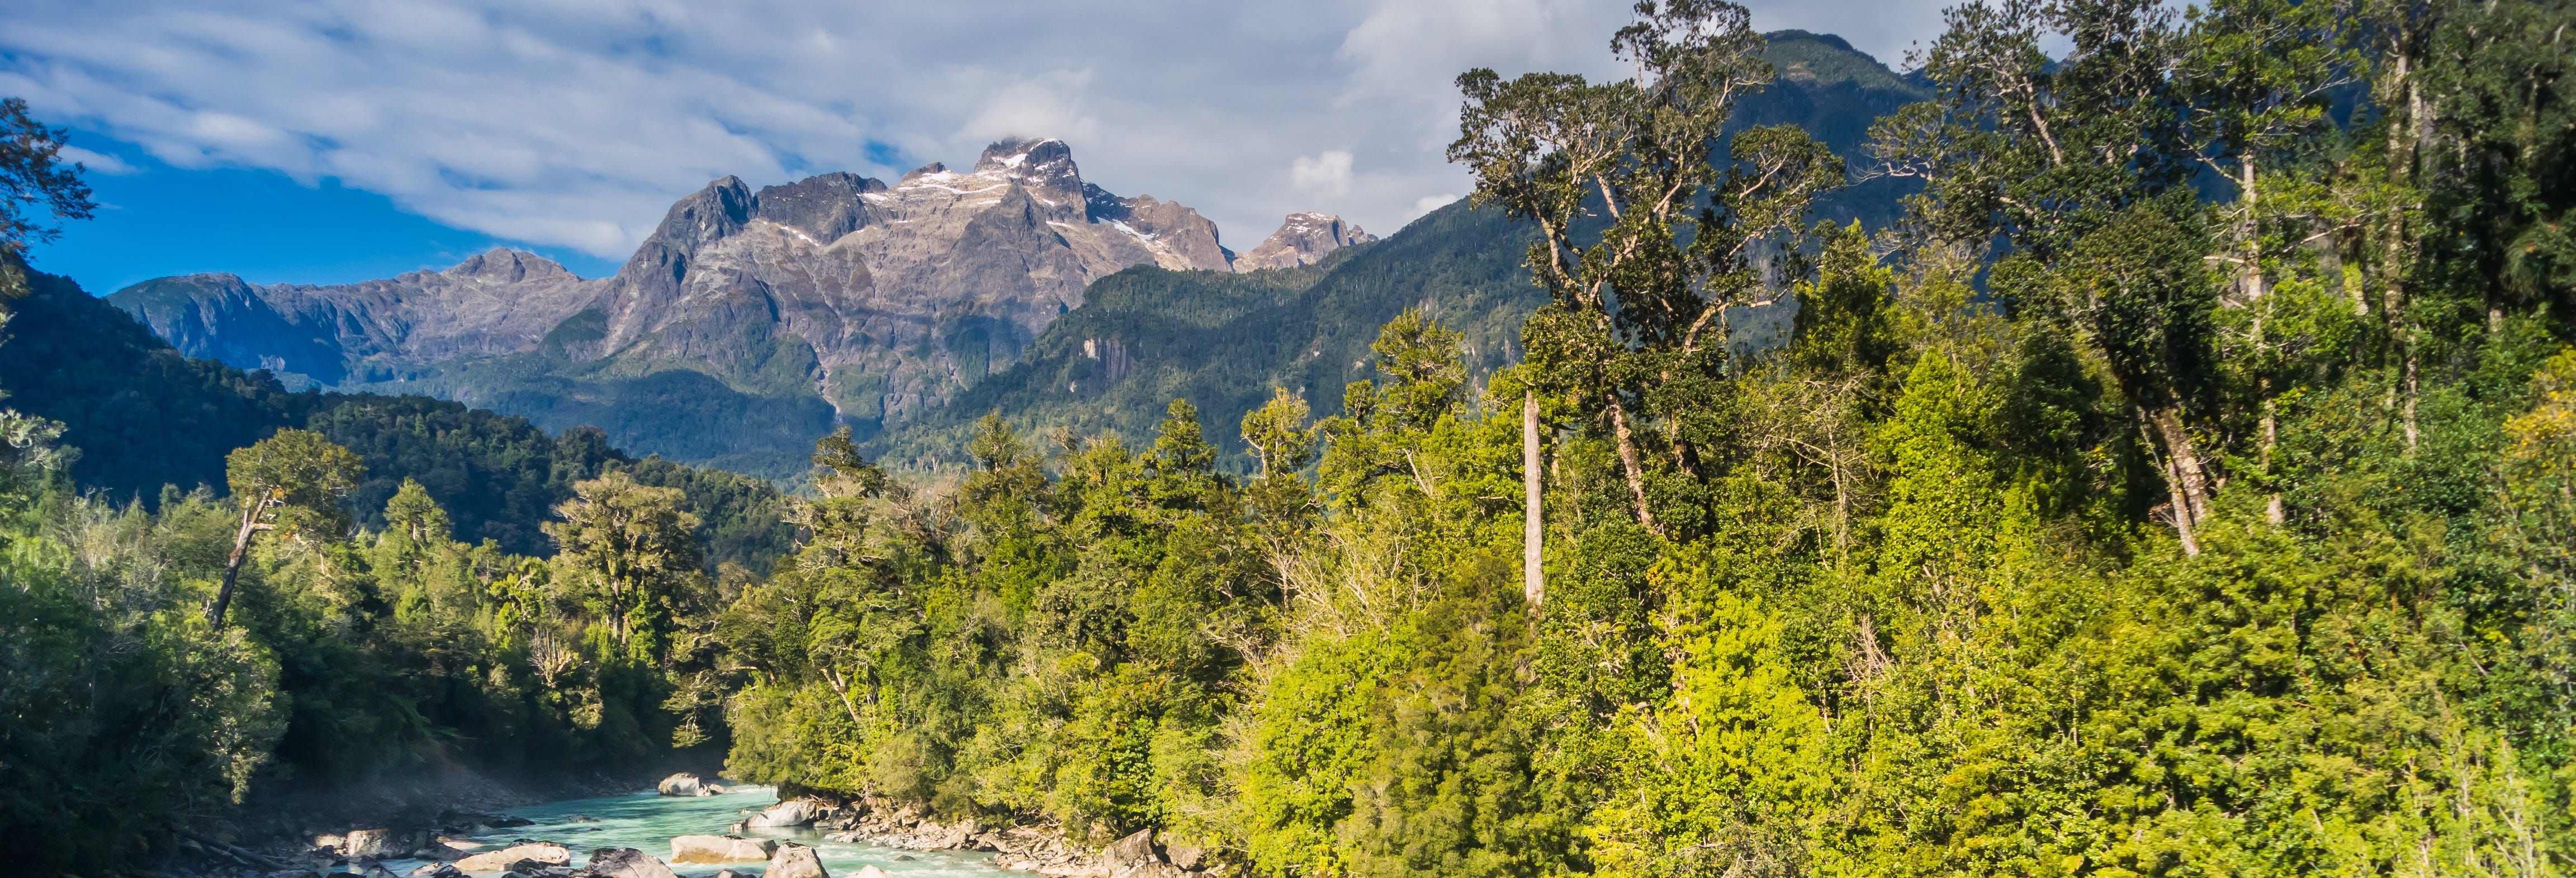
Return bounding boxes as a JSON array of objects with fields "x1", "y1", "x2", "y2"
[
  {"x1": 210, "y1": 429, "x2": 362, "y2": 626},
  {"x1": 545, "y1": 471, "x2": 703, "y2": 653},
  {"x1": 1452, "y1": 0, "x2": 1841, "y2": 535},
  {"x1": 0, "y1": 97, "x2": 92, "y2": 297}
]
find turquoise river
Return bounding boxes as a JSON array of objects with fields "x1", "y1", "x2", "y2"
[{"x1": 367, "y1": 785, "x2": 1008, "y2": 877}]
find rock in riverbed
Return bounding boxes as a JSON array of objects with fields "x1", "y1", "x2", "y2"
[
  {"x1": 454, "y1": 841, "x2": 571, "y2": 871},
  {"x1": 746, "y1": 798, "x2": 825, "y2": 827},
  {"x1": 343, "y1": 828, "x2": 423, "y2": 859},
  {"x1": 766, "y1": 843, "x2": 831, "y2": 878},
  {"x1": 657, "y1": 772, "x2": 725, "y2": 796},
  {"x1": 670, "y1": 834, "x2": 776, "y2": 863},
  {"x1": 583, "y1": 848, "x2": 679, "y2": 878}
]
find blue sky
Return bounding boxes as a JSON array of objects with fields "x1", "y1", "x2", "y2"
[
  {"x1": 30, "y1": 137, "x2": 621, "y2": 295},
  {"x1": 4, "y1": 0, "x2": 1951, "y2": 297}
]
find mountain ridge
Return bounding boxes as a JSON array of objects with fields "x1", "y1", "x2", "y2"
[{"x1": 102, "y1": 30, "x2": 1922, "y2": 478}]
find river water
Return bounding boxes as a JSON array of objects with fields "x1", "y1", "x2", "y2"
[{"x1": 371, "y1": 784, "x2": 1008, "y2": 877}]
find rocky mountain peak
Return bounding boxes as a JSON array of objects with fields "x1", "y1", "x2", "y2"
[
  {"x1": 446, "y1": 248, "x2": 575, "y2": 283},
  {"x1": 899, "y1": 162, "x2": 948, "y2": 183},
  {"x1": 976, "y1": 138, "x2": 1078, "y2": 182},
  {"x1": 752, "y1": 172, "x2": 886, "y2": 242},
  {"x1": 969, "y1": 137, "x2": 1087, "y2": 218},
  {"x1": 1234, "y1": 212, "x2": 1375, "y2": 271},
  {"x1": 647, "y1": 176, "x2": 757, "y2": 257}
]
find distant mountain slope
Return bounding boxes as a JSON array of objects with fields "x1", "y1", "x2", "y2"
[
  {"x1": 1739, "y1": 30, "x2": 1930, "y2": 229},
  {"x1": 100, "y1": 30, "x2": 1928, "y2": 478},
  {"x1": 866, "y1": 201, "x2": 1540, "y2": 468},
  {"x1": 108, "y1": 139, "x2": 1363, "y2": 477},
  {"x1": 1, "y1": 262, "x2": 795, "y2": 569}
]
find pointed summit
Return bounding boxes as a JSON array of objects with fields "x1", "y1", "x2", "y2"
[
  {"x1": 974, "y1": 137, "x2": 1086, "y2": 210},
  {"x1": 1235, "y1": 212, "x2": 1374, "y2": 271},
  {"x1": 446, "y1": 248, "x2": 575, "y2": 284}
]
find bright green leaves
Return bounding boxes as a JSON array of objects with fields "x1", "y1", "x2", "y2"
[
  {"x1": 1453, "y1": 2, "x2": 1839, "y2": 538},
  {"x1": 225, "y1": 427, "x2": 364, "y2": 541},
  {"x1": 545, "y1": 470, "x2": 704, "y2": 659}
]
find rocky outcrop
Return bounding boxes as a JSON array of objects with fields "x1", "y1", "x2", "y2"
[
  {"x1": 656, "y1": 773, "x2": 724, "y2": 796},
  {"x1": 765, "y1": 843, "x2": 831, "y2": 878},
  {"x1": 582, "y1": 848, "x2": 679, "y2": 878},
  {"x1": 669, "y1": 834, "x2": 775, "y2": 863},
  {"x1": 1234, "y1": 213, "x2": 1373, "y2": 271},
  {"x1": 453, "y1": 841, "x2": 571, "y2": 871}
]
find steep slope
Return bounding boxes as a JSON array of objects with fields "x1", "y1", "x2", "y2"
[
  {"x1": 863, "y1": 200, "x2": 1541, "y2": 468},
  {"x1": 1738, "y1": 30, "x2": 1930, "y2": 227}
]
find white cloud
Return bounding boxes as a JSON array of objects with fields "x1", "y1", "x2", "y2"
[
  {"x1": 1408, "y1": 193, "x2": 1459, "y2": 219},
  {"x1": 54, "y1": 144, "x2": 135, "y2": 175},
  {"x1": 1291, "y1": 150, "x2": 1354, "y2": 197},
  {"x1": 957, "y1": 72, "x2": 1100, "y2": 151},
  {"x1": 0, "y1": 0, "x2": 1950, "y2": 262}
]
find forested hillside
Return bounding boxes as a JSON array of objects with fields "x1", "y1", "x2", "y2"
[
  {"x1": 2, "y1": 0, "x2": 2573, "y2": 876},
  {"x1": 0, "y1": 266, "x2": 794, "y2": 566}
]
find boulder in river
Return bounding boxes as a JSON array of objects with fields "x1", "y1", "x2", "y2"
[
  {"x1": 344, "y1": 828, "x2": 426, "y2": 860},
  {"x1": 456, "y1": 842, "x2": 572, "y2": 871},
  {"x1": 746, "y1": 799, "x2": 823, "y2": 828},
  {"x1": 768, "y1": 843, "x2": 832, "y2": 878},
  {"x1": 657, "y1": 773, "x2": 724, "y2": 796},
  {"x1": 584, "y1": 847, "x2": 680, "y2": 878},
  {"x1": 409, "y1": 864, "x2": 465, "y2": 878},
  {"x1": 670, "y1": 834, "x2": 777, "y2": 863}
]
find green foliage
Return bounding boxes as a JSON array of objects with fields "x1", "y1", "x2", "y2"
[
  {"x1": 8, "y1": 4, "x2": 2576, "y2": 876},
  {"x1": 0, "y1": 96, "x2": 92, "y2": 290}
]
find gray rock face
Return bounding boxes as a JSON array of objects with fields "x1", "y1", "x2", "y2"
[
  {"x1": 1234, "y1": 212, "x2": 1373, "y2": 271},
  {"x1": 108, "y1": 137, "x2": 1243, "y2": 439}
]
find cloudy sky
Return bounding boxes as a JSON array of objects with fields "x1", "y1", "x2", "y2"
[{"x1": 3, "y1": 0, "x2": 1952, "y2": 293}]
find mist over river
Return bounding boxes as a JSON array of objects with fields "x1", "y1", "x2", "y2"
[{"x1": 363, "y1": 785, "x2": 1007, "y2": 877}]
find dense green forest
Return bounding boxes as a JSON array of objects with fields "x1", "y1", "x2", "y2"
[{"x1": 4, "y1": 0, "x2": 2575, "y2": 875}]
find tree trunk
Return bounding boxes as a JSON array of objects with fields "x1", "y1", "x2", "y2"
[
  {"x1": 2142, "y1": 406, "x2": 2212, "y2": 554},
  {"x1": 2385, "y1": 54, "x2": 2422, "y2": 452},
  {"x1": 206, "y1": 499, "x2": 269, "y2": 627},
  {"x1": 1524, "y1": 392, "x2": 1545, "y2": 609},
  {"x1": 822, "y1": 667, "x2": 866, "y2": 729},
  {"x1": 2262, "y1": 383, "x2": 2285, "y2": 525},
  {"x1": 1604, "y1": 395, "x2": 1663, "y2": 537}
]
